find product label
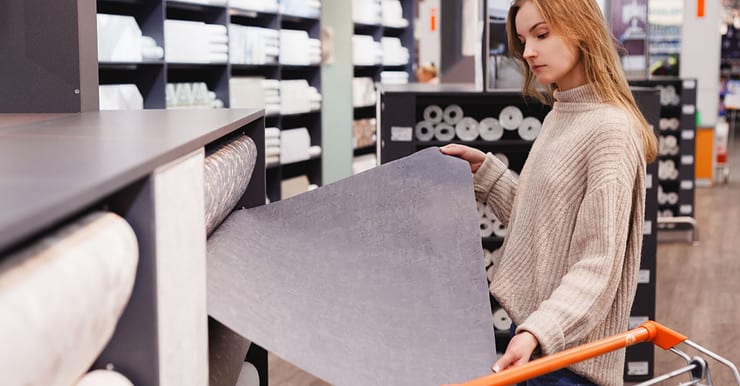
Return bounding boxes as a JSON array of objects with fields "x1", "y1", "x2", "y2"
[
  {"x1": 681, "y1": 180, "x2": 693, "y2": 190},
  {"x1": 390, "y1": 126, "x2": 413, "y2": 142},
  {"x1": 680, "y1": 205, "x2": 693, "y2": 215},
  {"x1": 646, "y1": 174, "x2": 653, "y2": 189},
  {"x1": 682, "y1": 130, "x2": 695, "y2": 140},
  {"x1": 637, "y1": 269, "x2": 651, "y2": 284},
  {"x1": 628, "y1": 361, "x2": 650, "y2": 375},
  {"x1": 681, "y1": 155, "x2": 694, "y2": 165},
  {"x1": 683, "y1": 80, "x2": 696, "y2": 89},
  {"x1": 643, "y1": 220, "x2": 652, "y2": 235},
  {"x1": 683, "y1": 105, "x2": 696, "y2": 115}
]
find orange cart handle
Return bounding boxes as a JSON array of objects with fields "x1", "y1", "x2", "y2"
[{"x1": 457, "y1": 321, "x2": 687, "y2": 386}]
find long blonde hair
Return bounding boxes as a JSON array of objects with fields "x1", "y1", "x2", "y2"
[{"x1": 506, "y1": 0, "x2": 657, "y2": 163}]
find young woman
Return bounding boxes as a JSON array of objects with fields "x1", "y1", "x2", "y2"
[{"x1": 441, "y1": 0, "x2": 657, "y2": 385}]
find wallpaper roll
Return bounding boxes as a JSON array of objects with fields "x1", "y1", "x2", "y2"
[
  {"x1": 492, "y1": 220, "x2": 507, "y2": 238},
  {"x1": 434, "y1": 122, "x2": 455, "y2": 141},
  {"x1": 423, "y1": 105, "x2": 443, "y2": 123},
  {"x1": 492, "y1": 307, "x2": 513, "y2": 331},
  {"x1": 204, "y1": 135, "x2": 258, "y2": 237},
  {"x1": 479, "y1": 217, "x2": 494, "y2": 238},
  {"x1": 493, "y1": 153, "x2": 509, "y2": 168},
  {"x1": 443, "y1": 104, "x2": 464, "y2": 125},
  {"x1": 455, "y1": 117, "x2": 479, "y2": 141},
  {"x1": 478, "y1": 117, "x2": 504, "y2": 141},
  {"x1": 0, "y1": 212, "x2": 138, "y2": 386},
  {"x1": 207, "y1": 147, "x2": 496, "y2": 386},
  {"x1": 76, "y1": 370, "x2": 133, "y2": 386},
  {"x1": 518, "y1": 117, "x2": 542, "y2": 141},
  {"x1": 499, "y1": 106, "x2": 523, "y2": 131},
  {"x1": 415, "y1": 121, "x2": 435, "y2": 141}
]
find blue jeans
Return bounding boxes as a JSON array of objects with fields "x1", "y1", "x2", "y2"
[{"x1": 508, "y1": 325, "x2": 596, "y2": 386}]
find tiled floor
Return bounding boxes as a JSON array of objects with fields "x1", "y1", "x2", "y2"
[{"x1": 267, "y1": 136, "x2": 740, "y2": 385}]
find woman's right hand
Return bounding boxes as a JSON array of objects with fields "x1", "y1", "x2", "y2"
[{"x1": 439, "y1": 144, "x2": 487, "y2": 173}]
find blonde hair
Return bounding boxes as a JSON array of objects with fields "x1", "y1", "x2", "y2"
[{"x1": 506, "y1": 0, "x2": 657, "y2": 163}]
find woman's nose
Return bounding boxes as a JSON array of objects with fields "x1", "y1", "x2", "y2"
[{"x1": 522, "y1": 44, "x2": 536, "y2": 59}]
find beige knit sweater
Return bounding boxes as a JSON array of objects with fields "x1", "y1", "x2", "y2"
[{"x1": 474, "y1": 84, "x2": 646, "y2": 386}]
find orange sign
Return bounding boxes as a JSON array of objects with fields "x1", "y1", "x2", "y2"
[
  {"x1": 697, "y1": 0, "x2": 704, "y2": 17},
  {"x1": 431, "y1": 8, "x2": 437, "y2": 32}
]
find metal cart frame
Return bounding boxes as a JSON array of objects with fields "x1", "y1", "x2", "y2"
[{"x1": 456, "y1": 321, "x2": 740, "y2": 386}]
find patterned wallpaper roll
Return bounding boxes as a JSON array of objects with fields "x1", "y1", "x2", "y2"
[
  {"x1": 0, "y1": 212, "x2": 138, "y2": 386},
  {"x1": 204, "y1": 135, "x2": 258, "y2": 237}
]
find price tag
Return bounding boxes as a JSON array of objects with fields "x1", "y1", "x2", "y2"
[
  {"x1": 390, "y1": 126, "x2": 413, "y2": 142},
  {"x1": 628, "y1": 362, "x2": 650, "y2": 376},
  {"x1": 682, "y1": 130, "x2": 695, "y2": 140},
  {"x1": 637, "y1": 269, "x2": 651, "y2": 284},
  {"x1": 681, "y1": 180, "x2": 693, "y2": 190},
  {"x1": 683, "y1": 104, "x2": 696, "y2": 115},
  {"x1": 683, "y1": 80, "x2": 696, "y2": 89},
  {"x1": 681, "y1": 155, "x2": 694, "y2": 165},
  {"x1": 645, "y1": 174, "x2": 653, "y2": 189},
  {"x1": 680, "y1": 205, "x2": 693, "y2": 215},
  {"x1": 643, "y1": 220, "x2": 652, "y2": 235}
]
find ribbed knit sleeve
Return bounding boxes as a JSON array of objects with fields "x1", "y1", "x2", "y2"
[{"x1": 472, "y1": 154, "x2": 518, "y2": 225}]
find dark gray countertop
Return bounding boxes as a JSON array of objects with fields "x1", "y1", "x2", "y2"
[
  {"x1": 0, "y1": 108, "x2": 263, "y2": 253},
  {"x1": 378, "y1": 83, "x2": 521, "y2": 94}
]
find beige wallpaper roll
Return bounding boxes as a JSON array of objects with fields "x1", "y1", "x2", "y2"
[
  {"x1": 0, "y1": 212, "x2": 138, "y2": 386},
  {"x1": 204, "y1": 135, "x2": 258, "y2": 236}
]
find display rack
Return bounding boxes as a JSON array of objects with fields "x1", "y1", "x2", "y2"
[
  {"x1": 630, "y1": 79, "x2": 697, "y2": 239},
  {"x1": 96, "y1": 0, "x2": 323, "y2": 203},
  {"x1": 378, "y1": 84, "x2": 661, "y2": 382}
]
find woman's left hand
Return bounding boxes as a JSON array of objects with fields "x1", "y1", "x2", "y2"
[{"x1": 491, "y1": 331, "x2": 539, "y2": 373}]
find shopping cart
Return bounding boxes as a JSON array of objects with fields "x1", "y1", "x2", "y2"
[{"x1": 454, "y1": 321, "x2": 740, "y2": 385}]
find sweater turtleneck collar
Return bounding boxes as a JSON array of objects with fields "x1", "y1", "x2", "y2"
[{"x1": 552, "y1": 84, "x2": 604, "y2": 111}]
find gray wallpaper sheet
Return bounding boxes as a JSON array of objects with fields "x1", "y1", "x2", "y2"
[
  {"x1": 204, "y1": 135, "x2": 258, "y2": 237},
  {"x1": 207, "y1": 147, "x2": 496, "y2": 385}
]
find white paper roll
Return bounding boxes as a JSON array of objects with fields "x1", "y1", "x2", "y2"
[
  {"x1": 493, "y1": 153, "x2": 509, "y2": 168},
  {"x1": 499, "y1": 106, "x2": 523, "y2": 131},
  {"x1": 434, "y1": 123, "x2": 455, "y2": 141},
  {"x1": 492, "y1": 308, "x2": 512, "y2": 331},
  {"x1": 423, "y1": 105, "x2": 443, "y2": 123},
  {"x1": 76, "y1": 370, "x2": 133, "y2": 386},
  {"x1": 518, "y1": 117, "x2": 542, "y2": 141},
  {"x1": 479, "y1": 218, "x2": 494, "y2": 238},
  {"x1": 455, "y1": 117, "x2": 479, "y2": 141},
  {"x1": 492, "y1": 220, "x2": 507, "y2": 237},
  {"x1": 443, "y1": 104, "x2": 464, "y2": 125},
  {"x1": 415, "y1": 121, "x2": 435, "y2": 141},
  {"x1": 478, "y1": 117, "x2": 503, "y2": 141}
]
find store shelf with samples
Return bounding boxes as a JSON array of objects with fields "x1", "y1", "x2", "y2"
[{"x1": 378, "y1": 86, "x2": 661, "y2": 382}]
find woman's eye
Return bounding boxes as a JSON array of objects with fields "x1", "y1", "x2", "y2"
[{"x1": 537, "y1": 32, "x2": 549, "y2": 39}]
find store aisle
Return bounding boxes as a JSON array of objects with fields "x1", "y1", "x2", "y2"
[
  {"x1": 653, "y1": 135, "x2": 740, "y2": 384},
  {"x1": 267, "y1": 138, "x2": 740, "y2": 385}
]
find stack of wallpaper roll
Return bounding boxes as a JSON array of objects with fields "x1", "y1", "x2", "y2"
[
  {"x1": 353, "y1": 35, "x2": 383, "y2": 65},
  {"x1": 657, "y1": 185, "x2": 679, "y2": 206},
  {"x1": 280, "y1": 0, "x2": 321, "y2": 18},
  {"x1": 164, "y1": 20, "x2": 228, "y2": 63},
  {"x1": 0, "y1": 212, "x2": 138, "y2": 386},
  {"x1": 658, "y1": 135, "x2": 679, "y2": 156},
  {"x1": 381, "y1": 37, "x2": 409, "y2": 66},
  {"x1": 265, "y1": 127, "x2": 281, "y2": 166},
  {"x1": 166, "y1": 82, "x2": 223, "y2": 109},
  {"x1": 381, "y1": 0, "x2": 408, "y2": 28},
  {"x1": 229, "y1": 25, "x2": 279, "y2": 65},
  {"x1": 229, "y1": 0, "x2": 278, "y2": 12},
  {"x1": 658, "y1": 159, "x2": 678, "y2": 181},
  {"x1": 352, "y1": 154, "x2": 378, "y2": 175},
  {"x1": 230, "y1": 77, "x2": 281, "y2": 116},
  {"x1": 99, "y1": 84, "x2": 144, "y2": 110},
  {"x1": 353, "y1": 118, "x2": 377, "y2": 149},
  {"x1": 353, "y1": 77, "x2": 376, "y2": 107},
  {"x1": 415, "y1": 104, "x2": 542, "y2": 142},
  {"x1": 657, "y1": 85, "x2": 680, "y2": 106},
  {"x1": 659, "y1": 117, "x2": 680, "y2": 131},
  {"x1": 353, "y1": 0, "x2": 382, "y2": 25},
  {"x1": 380, "y1": 71, "x2": 409, "y2": 84},
  {"x1": 279, "y1": 30, "x2": 321, "y2": 65},
  {"x1": 280, "y1": 80, "x2": 321, "y2": 114},
  {"x1": 476, "y1": 200, "x2": 507, "y2": 239}
]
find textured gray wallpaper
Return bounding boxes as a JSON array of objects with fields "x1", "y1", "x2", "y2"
[{"x1": 207, "y1": 147, "x2": 496, "y2": 385}]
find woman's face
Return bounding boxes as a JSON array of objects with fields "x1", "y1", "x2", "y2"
[{"x1": 515, "y1": 1, "x2": 585, "y2": 90}]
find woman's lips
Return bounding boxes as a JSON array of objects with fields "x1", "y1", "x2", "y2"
[{"x1": 532, "y1": 64, "x2": 546, "y2": 72}]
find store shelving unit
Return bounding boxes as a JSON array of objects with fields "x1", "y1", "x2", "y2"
[
  {"x1": 630, "y1": 79, "x2": 697, "y2": 236},
  {"x1": 96, "y1": 0, "x2": 322, "y2": 203},
  {"x1": 378, "y1": 84, "x2": 661, "y2": 382}
]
